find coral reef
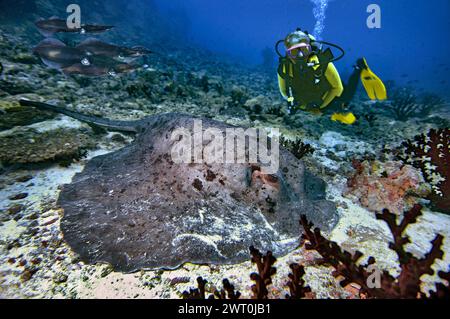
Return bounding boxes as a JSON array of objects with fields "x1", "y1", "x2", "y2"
[
  {"x1": 182, "y1": 205, "x2": 449, "y2": 299},
  {"x1": 429, "y1": 271, "x2": 450, "y2": 298},
  {"x1": 0, "y1": 100, "x2": 55, "y2": 130},
  {"x1": 345, "y1": 159, "x2": 428, "y2": 215},
  {"x1": 397, "y1": 128, "x2": 450, "y2": 214},
  {"x1": 0, "y1": 128, "x2": 95, "y2": 165},
  {"x1": 385, "y1": 87, "x2": 446, "y2": 121},
  {"x1": 182, "y1": 277, "x2": 241, "y2": 300},
  {"x1": 285, "y1": 264, "x2": 312, "y2": 299},
  {"x1": 280, "y1": 136, "x2": 315, "y2": 160},
  {"x1": 300, "y1": 205, "x2": 447, "y2": 298},
  {"x1": 182, "y1": 246, "x2": 310, "y2": 300},
  {"x1": 0, "y1": 7, "x2": 449, "y2": 299},
  {"x1": 249, "y1": 246, "x2": 277, "y2": 299}
]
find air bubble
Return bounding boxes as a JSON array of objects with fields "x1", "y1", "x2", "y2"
[{"x1": 310, "y1": 0, "x2": 329, "y2": 40}]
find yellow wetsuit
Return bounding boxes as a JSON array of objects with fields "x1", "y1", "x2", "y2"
[{"x1": 278, "y1": 54, "x2": 344, "y2": 110}]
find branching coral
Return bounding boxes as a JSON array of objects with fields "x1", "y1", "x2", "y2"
[
  {"x1": 280, "y1": 136, "x2": 315, "y2": 160},
  {"x1": 397, "y1": 128, "x2": 450, "y2": 214},
  {"x1": 249, "y1": 246, "x2": 277, "y2": 299},
  {"x1": 300, "y1": 204, "x2": 446, "y2": 298},
  {"x1": 419, "y1": 93, "x2": 445, "y2": 117},
  {"x1": 285, "y1": 264, "x2": 312, "y2": 299},
  {"x1": 182, "y1": 206, "x2": 449, "y2": 299},
  {"x1": 386, "y1": 87, "x2": 419, "y2": 121},
  {"x1": 266, "y1": 105, "x2": 284, "y2": 117},
  {"x1": 429, "y1": 271, "x2": 450, "y2": 298},
  {"x1": 182, "y1": 277, "x2": 241, "y2": 299},
  {"x1": 182, "y1": 276, "x2": 208, "y2": 299},
  {"x1": 213, "y1": 279, "x2": 241, "y2": 299},
  {"x1": 386, "y1": 87, "x2": 446, "y2": 121},
  {"x1": 183, "y1": 246, "x2": 309, "y2": 300}
]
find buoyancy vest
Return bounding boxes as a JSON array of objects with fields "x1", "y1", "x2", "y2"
[{"x1": 278, "y1": 48, "x2": 335, "y2": 108}]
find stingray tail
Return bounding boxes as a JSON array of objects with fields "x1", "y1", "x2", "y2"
[{"x1": 19, "y1": 99, "x2": 139, "y2": 133}]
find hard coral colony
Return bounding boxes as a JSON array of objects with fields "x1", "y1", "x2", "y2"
[
  {"x1": 0, "y1": 0, "x2": 449, "y2": 303},
  {"x1": 185, "y1": 205, "x2": 449, "y2": 299}
]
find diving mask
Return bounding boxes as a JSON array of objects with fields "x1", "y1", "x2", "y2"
[{"x1": 287, "y1": 43, "x2": 312, "y2": 59}]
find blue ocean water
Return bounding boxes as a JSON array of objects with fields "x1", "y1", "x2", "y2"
[{"x1": 154, "y1": 0, "x2": 450, "y2": 98}]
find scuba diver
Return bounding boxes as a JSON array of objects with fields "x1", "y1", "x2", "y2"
[{"x1": 276, "y1": 29, "x2": 387, "y2": 124}]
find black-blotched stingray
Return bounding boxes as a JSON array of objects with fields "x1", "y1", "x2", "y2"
[{"x1": 20, "y1": 99, "x2": 338, "y2": 272}]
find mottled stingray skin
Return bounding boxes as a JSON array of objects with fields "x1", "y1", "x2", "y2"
[{"x1": 56, "y1": 113, "x2": 338, "y2": 272}]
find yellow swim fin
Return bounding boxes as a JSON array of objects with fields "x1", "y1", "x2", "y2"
[
  {"x1": 359, "y1": 58, "x2": 387, "y2": 101},
  {"x1": 331, "y1": 112, "x2": 357, "y2": 125}
]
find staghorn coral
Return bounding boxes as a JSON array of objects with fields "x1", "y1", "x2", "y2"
[
  {"x1": 345, "y1": 159, "x2": 428, "y2": 215},
  {"x1": 419, "y1": 93, "x2": 446, "y2": 117},
  {"x1": 300, "y1": 204, "x2": 447, "y2": 298},
  {"x1": 397, "y1": 128, "x2": 450, "y2": 214},
  {"x1": 386, "y1": 87, "x2": 418, "y2": 121}
]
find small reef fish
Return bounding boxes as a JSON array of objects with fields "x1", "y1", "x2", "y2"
[
  {"x1": 76, "y1": 38, "x2": 152, "y2": 58},
  {"x1": 35, "y1": 17, "x2": 113, "y2": 37}
]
